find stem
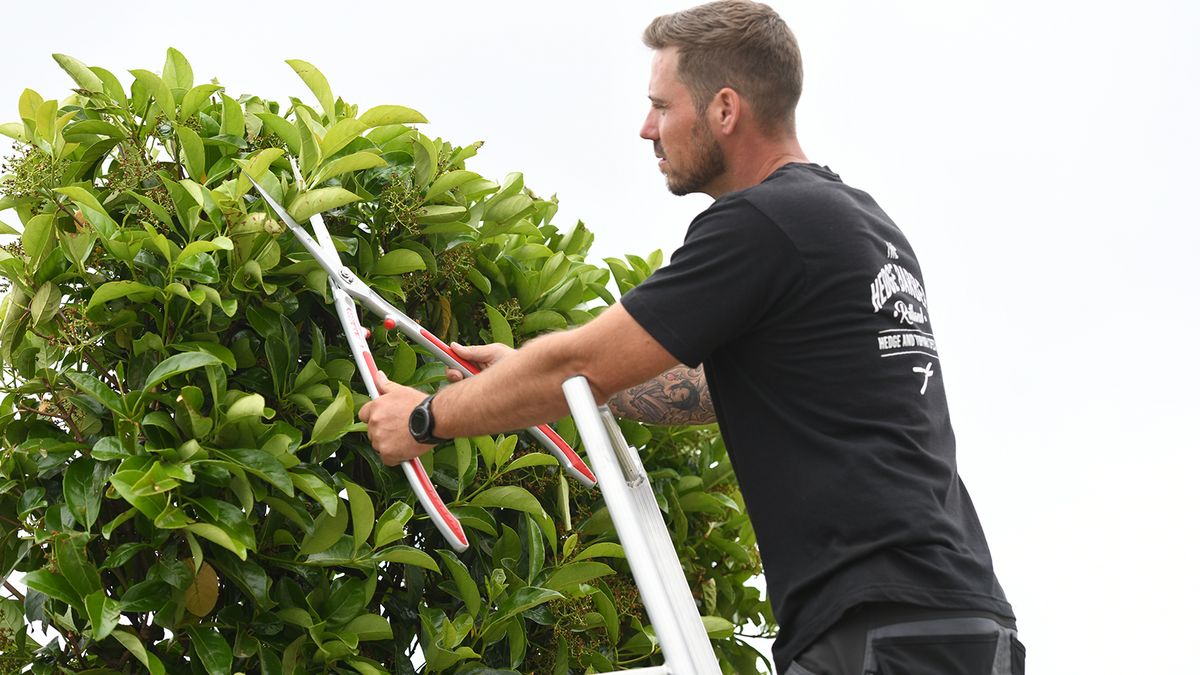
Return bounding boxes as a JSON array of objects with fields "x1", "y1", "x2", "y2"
[
  {"x1": 2, "y1": 578, "x2": 25, "y2": 602},
  {"x1": 14, "y1": 403, "x2": 82, "y2": 442},
  {"x1": 81, "y1": 351, "x2": 124, "y2": 392}
]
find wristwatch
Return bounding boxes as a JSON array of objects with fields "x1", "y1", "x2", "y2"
[{"x1": 408, "y1": 394, "x2": 449, "y2": 445}]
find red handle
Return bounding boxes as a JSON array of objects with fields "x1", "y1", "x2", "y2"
[
  {"x1": 536, "y1": 423, "x2": 596, "y2": 483},
  {"x1": 420, "y1": 329, "x2": 481, "y2": 375},
  {"x1": 408, "y1": 459, "x2": 468, "y2": 548}
]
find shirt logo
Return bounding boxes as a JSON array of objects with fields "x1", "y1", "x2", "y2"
[{"x1": 912, "y1": 362, "x2": 935, "y2": 395}]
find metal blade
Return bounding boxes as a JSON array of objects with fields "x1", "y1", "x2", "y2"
[{"x1": 244, "y1": 173, "x2": 343, "y2": 277}]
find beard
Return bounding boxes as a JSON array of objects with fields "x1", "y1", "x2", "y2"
[{"x1": 664, "y1": 118, "x2": 727, "y2": 196}]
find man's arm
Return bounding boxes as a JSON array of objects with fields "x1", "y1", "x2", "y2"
[
  {"x1": 359, "y1": 302, "x2": 679, "y2": 465},
  {"x1": 607, "y1": 365, "x2": 715, "y2": 425}
]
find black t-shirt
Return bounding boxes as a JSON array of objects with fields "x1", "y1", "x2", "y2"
[{"x1": 621, "y1": 163, "x2": 1013, "y2": 672}]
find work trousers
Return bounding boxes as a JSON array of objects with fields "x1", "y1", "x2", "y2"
[{"x1": 785, "y1": 603, "x2": 1025, "y2": 675}]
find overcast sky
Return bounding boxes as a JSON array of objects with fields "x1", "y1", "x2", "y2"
[{"x1": 2, "y1": 1, "x2": 1198, "y2": 673}]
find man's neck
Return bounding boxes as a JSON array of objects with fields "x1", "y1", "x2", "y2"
[{"x1": 704, "y1": 138, "x2": 808, "y2": 199}]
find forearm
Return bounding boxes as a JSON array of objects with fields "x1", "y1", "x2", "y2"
[
  {"x1": 607, "y1": 364, "x2": 715, "y2": 425},
  {"x1": 431, "y1": 330, "x2": 603, "y2": 439}
]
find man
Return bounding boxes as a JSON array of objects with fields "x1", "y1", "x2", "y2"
[{"x1": 359, "y1": 2, "x2": 1021, "y2": 673}]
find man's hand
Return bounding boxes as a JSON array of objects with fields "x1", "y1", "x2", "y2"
[
  {"x1": 444, "y1": 342, "x2": 514, "y2": 382},
  {"x1": 358, "y1": 370, "x2": 436, "y2": 466}
]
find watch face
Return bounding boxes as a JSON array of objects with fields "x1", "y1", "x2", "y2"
[{"x1": 409, "y1": 406, "x2": 430, "y2": 437}]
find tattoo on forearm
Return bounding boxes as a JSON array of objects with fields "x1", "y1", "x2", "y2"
[{"x1": 607, "y1": 365, "x2": 716, "y2": 425}]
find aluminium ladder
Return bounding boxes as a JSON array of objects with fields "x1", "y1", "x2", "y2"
[{"x1": 561, "y1": 376, "x2": 722, "y2": 675}]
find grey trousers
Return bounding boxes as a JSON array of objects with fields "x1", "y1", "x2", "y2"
[{"x1": 785, "y1": 603, "x2": 1025, "y2": 675}]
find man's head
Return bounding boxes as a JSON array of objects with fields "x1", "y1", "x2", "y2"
[{"x1": 640, "y1": 1, "x2": 803, "y2": 196}]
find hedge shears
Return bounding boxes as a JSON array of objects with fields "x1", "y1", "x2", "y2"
[{"x1": 243, "y1": 166, "x2": 596, "y2": 552}]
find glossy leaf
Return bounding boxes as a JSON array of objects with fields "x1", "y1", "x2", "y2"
[
  {"x1": 309, "y1": 383, "x2": 354, "y2": 446},
  {"x1": 84, "y1": 590, "x2": 122, "y2": 640},
  {"x1": 143, "y1": 352, "x2": 224, "y2": 390},
  {"x1": 111, "y1": 629, "x2": 167, "y2": 675},
  {"x1": 187, "y1": 626, "x2": 233, "y2": 675},
  {"x1": 286, "y1": 59, "x2": 335, "y2": 119},
  {"x1": 345, "y1": 480, "x2": 374, "y2": 551},
  {"x1": 299, "y1": 500, "x2": 347, "y2": 555},
  {"x1": 287, "y1": 186, "x2": 361, "y2": 224},
  {"x1": 53, "y1": 53, "x2": 105, "y2": 92},
  {"x1": 358, "y1": 104, "x2": 427, "y2": 127}
]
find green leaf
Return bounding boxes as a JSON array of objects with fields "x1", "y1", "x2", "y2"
[
  {"x1": 53, "y1": 53, "x2": 105, "y2": 92},
  {"x1": 573, "y1": 542, "x2": 625, "y2": 561},
  {"x1": 178, "y1": 235, "x2": 233, "y2": 263},
  {"x1": 144, "y1": 352, "x2": 224, "y2": 390},
  {"x1": 486, "y1": 586, "x2": 563, "y2": 630},
  {"x1": 473, "y1": 435, "x2": 497, "y2": 469},
  {"x1": 309, "y1": 383, "x2": 353, "y2": 445},
  {"x1": 111, "y1": 628, "x2": 167, "y2": 675},
  {"x1": 22, "y1": 569, "x2": 82, "y2": 610},
  {"x1": 127, "y1": 191, "x2": 174, "y2": 228},
  {"x1": 344, "y1": 480, "x2": 374, "y2": 552},
  {"x1": 54, "y1": 536, "x2": 101, "y2": 598},
  {"x1": 436, "y1": 550, "x2": 481, "y2": 618},
  {"x1": 542, "y1": 562, "x2": 615, "y2": 593},
  {"x1": 426, "y1": 170, "x2": 480, "y2": 201},
  {"x1": 415, "y1": 205, "x2": 467, "y2": 224},
  {"x1": 55, "y1": 186, "x2": 118, "y2": 240},
  {"x1": 290, "y1": 472, "x2": 339, "y2": 516},
  {"x1": 64, "y1": 371, "x2": 124, "y2": 416},
  {"x1": 485, "y1": 304, "x2": 514, "y2": 348},
  {"x1": 163, "y1": 47, "x2": 194, "y2": 91},
  {"x1": 220, "y1": 93, "x2": 244, "y2": 137},
  {"x1": 312, "y1": 150, "x2": 386, "y2": 185},
  {"x1": 286, "y1": 59, "x2": 335, "y2": 120},
  {"x1": 470, "y1": 485, "x2": 544, "y2": 515},
  {"x1": 21, "y1": 213, "x2": 54, "y2": 265},
  {"x1": 319, "y1": 118, "x2": 367, "y2": 159},
  {"x1": 701, "y1": 615, "x2": 736, "y2": 639},
  {"x1": 85, "y1": 590, "x2": 122, "y2": 640},
  {"x1": 186, "y1": 626, "x2": 232, "y2": 675},
  {"x1": 502, "y1": 453, "x2": 559, "y2": 473},
  {"x1": 130, "y1": 69, "x2": 176, "y2": 121},
  {"x1": 87, "y1": 280, "x2": 157, "y2": 314},
  {"x1": 373, "y1": 500, "x2": 413, "y2": 549},
  {"x1": 181, "y1": 83, "x2": 223, "y2": 119},
  {"x1": 373, "y1": 249, "x2": 425, "y2": 276},
  {"x1": 287, "y1": 187, "x2": 361, "y2": 224},
  {"x1": 372, "y1": 545, "x2": 439, "y2": 571},
  {"x1": 520, "y1": 310, "x2": 568, "y2": 334},
  {"x1": 0, "y1": 122, "x2": 24, "y2": 141},
  {"x1": 254, "y1": 112, "x2": 301, "y2": 153},
  {"x1": 358, "y1": 105, "x2": 427, "y2": 127},
  {"x1": 176, "y1": 125, "x2": 206, "y2": 182},
  {"x1": 90, "y1": 66, "x2": 128, "y2": 104},
  {"x1": 65, "y1": 458, "x2": 104, "y2": 530},
  {"x1": 344, "y1": 614, "x2": 394, "y2": 641},
  {"x1": 215, "y1": 447, "x2": 292, "y2": 496},
  {"x1": 299, "y1": 499, "x2": 347, "y2": 555},
  {"x1": 29, "y1": 281, "x2": 62, "y2": 328},
  {"x1": 186, "y1": 523, "x2": 248, "y2": 560}
]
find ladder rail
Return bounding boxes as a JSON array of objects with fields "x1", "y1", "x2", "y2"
[{"x1": 562, "y1": 376, "x2": 722, "y2": 675}]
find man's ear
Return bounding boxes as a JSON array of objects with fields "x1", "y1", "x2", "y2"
[{"x1": 709, "y1": 87, "x2": 742, "y2": 137}]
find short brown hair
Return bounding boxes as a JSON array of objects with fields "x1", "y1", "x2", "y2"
[{"x1": 643, "y1": 1, "x2": 803, "y2": 135}]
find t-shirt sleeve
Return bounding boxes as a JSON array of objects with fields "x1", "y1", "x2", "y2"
[{"x1": 620, "y1": 197, "x2": 802, "y2": 367}]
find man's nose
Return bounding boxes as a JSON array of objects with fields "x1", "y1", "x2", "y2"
[{"x1": 639, "y1": 111, "x2": 658, "y2": 141}]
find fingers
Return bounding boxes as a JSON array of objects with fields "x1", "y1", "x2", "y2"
[
  {"x1": 373, "y1": 367, "x2": 401, "y2": 395},
  {"x1": 443, "y1": 342, "x2": 515, "y2": 380}
]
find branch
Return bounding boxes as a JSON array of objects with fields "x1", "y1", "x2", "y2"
[{"x1": 2, "y1": 578, "x2": 24, "y2": 602}]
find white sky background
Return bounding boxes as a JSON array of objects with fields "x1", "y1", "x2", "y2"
[{"x1": 2, "y1": 1, "x2": 1198, "y2": 673}]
